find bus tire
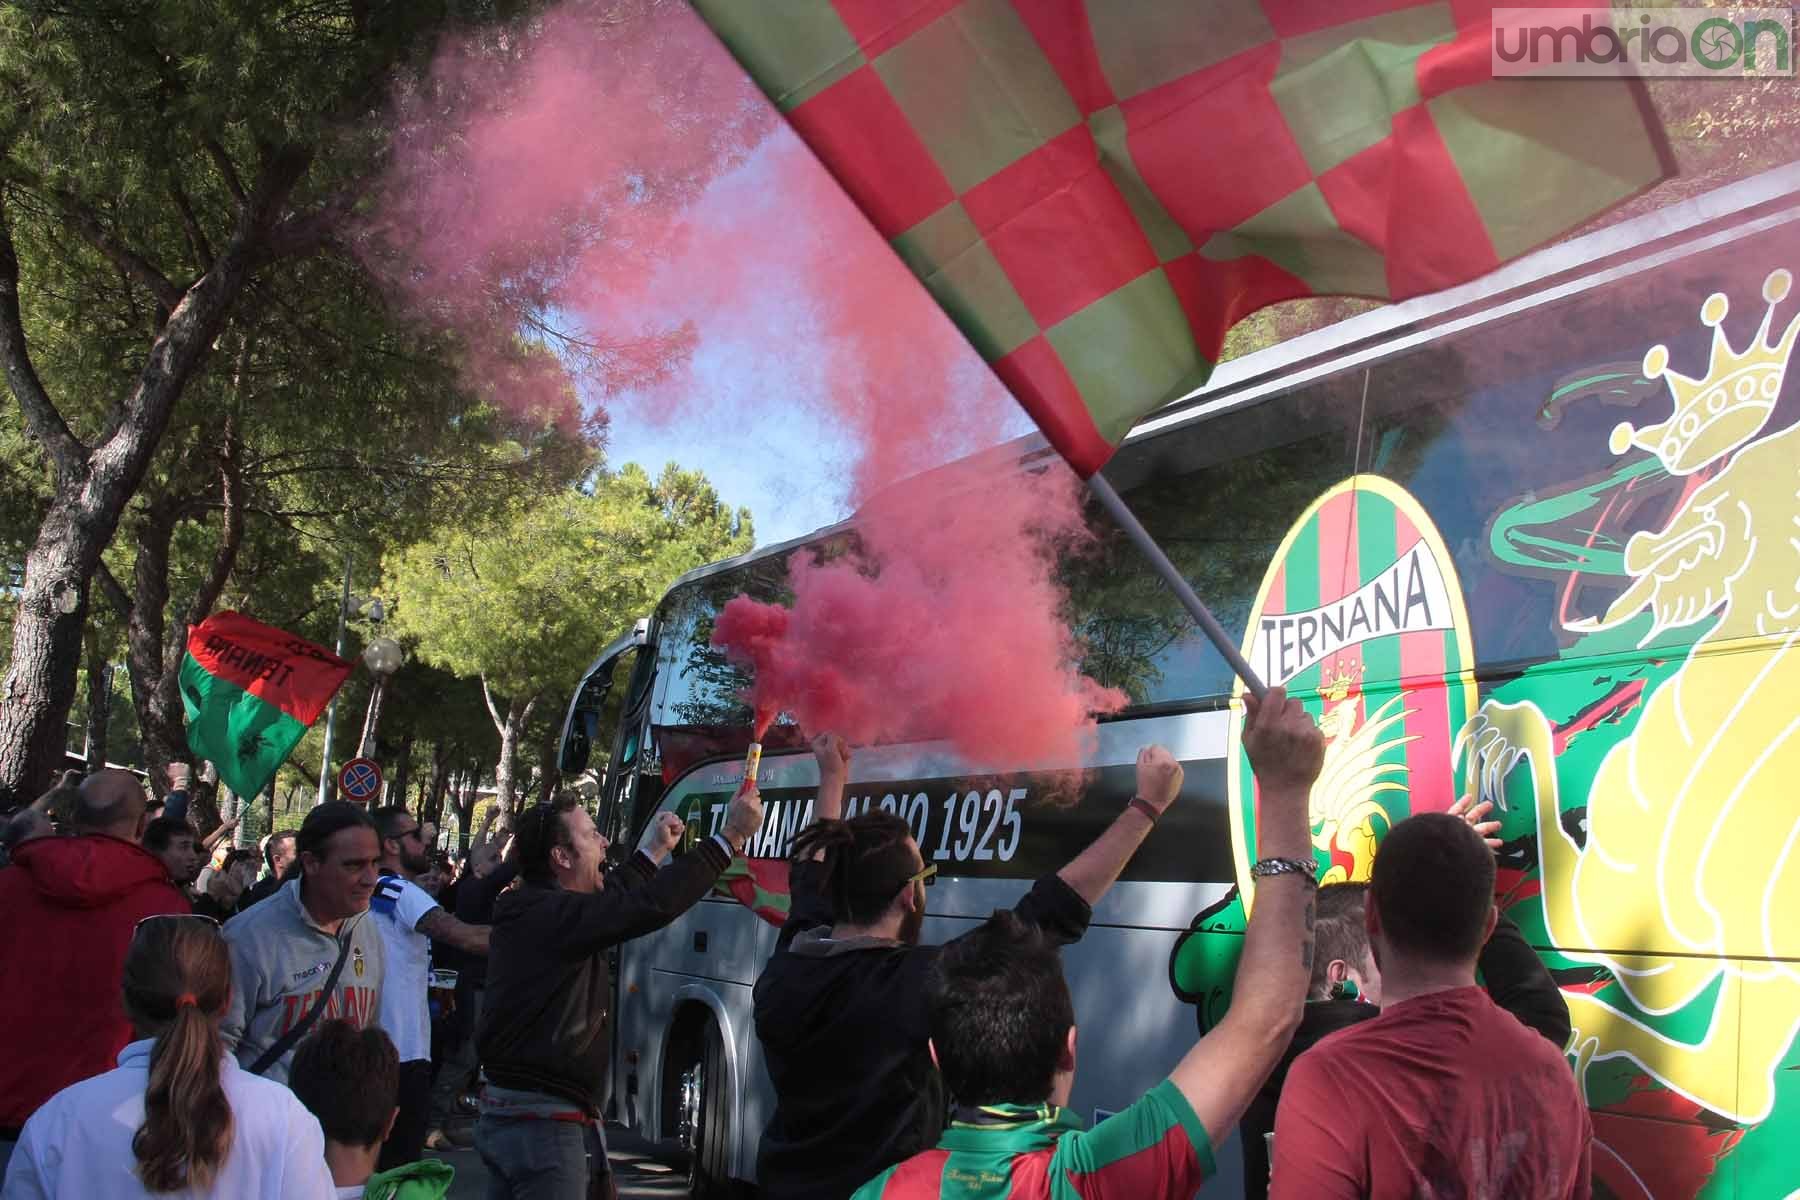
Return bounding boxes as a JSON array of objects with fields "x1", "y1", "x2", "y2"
[{"x1": 675, "y1": 1017, "x2": 733, "y2": 1200}]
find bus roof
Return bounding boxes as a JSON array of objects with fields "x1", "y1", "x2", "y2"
[{"x1": 656, "y1": 158, "x2": 1800, "y2": 601}]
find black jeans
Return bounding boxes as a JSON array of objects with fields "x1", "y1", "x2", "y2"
[{"x1": 379, "y1": 1058, "x2": 434, "y2": 1170}]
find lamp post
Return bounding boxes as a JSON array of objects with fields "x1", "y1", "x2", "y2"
[
  {"x1": 358, "y1": 635, "x2": 404, "y2": 759},
  {"x1": 315, "y1": 558, "x2": 353, "y2": 806},
  {"x1": 313, "y1": 558, "x2": 393, "y2": 805}
]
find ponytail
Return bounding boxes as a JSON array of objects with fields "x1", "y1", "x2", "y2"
[
  {"x1": 123, "y1": 918, "x2": 234, "y2": 1192},
  {"x1": 792, "y1": 811, "x2": 916, "y2": 925}
]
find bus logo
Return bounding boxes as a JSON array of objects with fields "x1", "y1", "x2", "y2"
[{"x1": 1227, "y1": 475, "x2": 1478, "y2": 903}]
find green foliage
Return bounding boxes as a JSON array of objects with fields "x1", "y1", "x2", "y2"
[{"x1": 387, "y1": 462, "x2": 752, "y2": 703}]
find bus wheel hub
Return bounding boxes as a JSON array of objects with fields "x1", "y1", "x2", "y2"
[{"x1": 677, "y1": 1061, "x2": 704, "y2": 1154}]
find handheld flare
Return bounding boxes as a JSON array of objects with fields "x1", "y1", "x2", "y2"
[{"x1": 743, "y1": 741, "x2": 763, "y2": 788}]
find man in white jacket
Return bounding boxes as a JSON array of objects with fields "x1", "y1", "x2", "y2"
[{"x1": 222, "y1": 801, "x2": 386, "y2": 1084}]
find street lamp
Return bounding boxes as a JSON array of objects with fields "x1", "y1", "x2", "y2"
[
  {"x1": 314, "y1": 554, "x2": 400, "y2": 805},
  {"x1": 358, "y1": 635, "x2": 404, "y2": 759}
]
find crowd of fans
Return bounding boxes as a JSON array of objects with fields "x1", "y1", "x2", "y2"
[{"x1": 0, "y1": 685, "x2": 1589, "y2": 1199}]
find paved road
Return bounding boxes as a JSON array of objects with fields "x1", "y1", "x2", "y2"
[{"x1": 436, "y1": 1124, "x2": 689, "y2": 1198}]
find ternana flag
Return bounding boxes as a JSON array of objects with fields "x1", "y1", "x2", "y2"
[
  {"x1": 179, "y1": 612, "x2": 353, "y2": 801},
  {"x1": 692, "y1": 1, "x2": 1674, "y2": 477}
]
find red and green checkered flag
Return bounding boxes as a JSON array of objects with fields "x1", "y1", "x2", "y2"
[
  {"x1": 180, "y1": 611, "x2": 353, "y2": 801},
  {"x1": 693, "y1": 0, "x2": 1673, "y2": 477}
]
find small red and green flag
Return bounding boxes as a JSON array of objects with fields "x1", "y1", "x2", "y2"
[
  {"x1": 692, "y1": 0, "x2": 1674, "y2": 477},
  {"x1": 714, "y1": 857, "x2": 793, "y2": 927},
  {"x1": 179, "y1": 612, "x2": 353, "y2": 800}
]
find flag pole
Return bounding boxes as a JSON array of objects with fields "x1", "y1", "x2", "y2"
[{"x1": 1085, "y1": 473, "x2": 1267, "y2": 700}]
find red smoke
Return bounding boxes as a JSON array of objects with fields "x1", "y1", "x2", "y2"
[
  {"x1": 716, "y1": 471, "x2": 1126, "y2": 766},
  {"x1": 371, "y1": 0, "x2": 1127, "y2": 768},
  {"x1": 369, "y1": 0, "x2": 772, "y2": 432}
]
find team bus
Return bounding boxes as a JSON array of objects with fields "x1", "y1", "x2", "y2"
[{"x1": 559, "y1": 161, "x2": 1800, "y2": 1199}]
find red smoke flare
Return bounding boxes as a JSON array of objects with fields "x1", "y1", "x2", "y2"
[{"x1": 372, "y1": 0, "x2": 1128, "y2": 769}]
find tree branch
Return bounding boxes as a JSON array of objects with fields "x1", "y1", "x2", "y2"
[
  {"x1": 94, "y1": 561, "x2": 133, "y2": 621},
  {"x1": 166, "y1": 174, "x2": 214, "y2": 270},
  {"x1": 481, "y1": 675, "x2": 505, "y2": 736},
  {"x1": 203, "y1": 136, "x2": 247, "y2": 206},
  {"x1": 184, "y1": 421, "x2": 245, "y2": 629},
  {"x1": 0, "y1": 191, "x2": 87, "y2": 483},
  {"x1": 41, "y1": 185, "x2": 184, "y2": 310}
]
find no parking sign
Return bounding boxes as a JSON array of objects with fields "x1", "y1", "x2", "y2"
[{"x1": 337, "y1": 756, "x2": 382, "y2": 803}]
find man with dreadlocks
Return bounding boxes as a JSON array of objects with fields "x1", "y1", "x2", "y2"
[{"x1": 753, "y1": 733, "x2": 1190, "y2": 1200}]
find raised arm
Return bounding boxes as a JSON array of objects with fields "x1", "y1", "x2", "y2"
[
  {"x1": 202, "y1": 815, "x2": 238, "y2": 852},
  {"x1": 1170, "y1": 687, "x2": 1323, "y2": 1150},
  {"x1": 808, "y1": 732, "x2": 849, "y2": 843},
  {"x1": 557, "y1": 785, "x2": 764, "y2": 954},
  {"x1": 1447, "y1": 796, "x2": 1572, "y2": 1047},
  {"x1": 418, "y1": 908, "x2": 491, "y2": 956},
  {"x1": 1054, "y1": 745, "x2": 1185, "y2": 907}
]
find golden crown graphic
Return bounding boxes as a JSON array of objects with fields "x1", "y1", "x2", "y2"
[
  {"x1": 1320, "y1": 660, "x2": 1361, "y2": 704},
  {"x1": 1610, "y1": 269, "x2": 1800, "y2": 475}
]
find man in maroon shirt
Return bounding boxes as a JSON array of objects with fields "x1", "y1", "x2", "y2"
[{"x1": 1270, "y1": 813, "x2": 1591, "y2": 1199}]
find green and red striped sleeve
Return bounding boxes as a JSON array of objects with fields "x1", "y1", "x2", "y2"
[
  {"x1": 852, "y1": 1149, "x2": 954, "y2": 1200},
  {"x1": 1050, "y1": 1080, "x2": 1214, "y2": 1200}
]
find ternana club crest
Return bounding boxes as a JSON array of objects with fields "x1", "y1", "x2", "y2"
[{"x1": 1227, "y1": 475, "x2": 1478, "y2": 906}]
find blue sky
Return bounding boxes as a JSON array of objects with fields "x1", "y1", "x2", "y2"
[{"x1": 588, "y1": 131, "x2": 1032, "y2": 549}]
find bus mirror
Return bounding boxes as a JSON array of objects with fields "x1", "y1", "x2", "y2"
[
  {"x1": 560, "y1": 711, "x2": 594, "y2": 775},
  {"x1": 559, "y1": 671, "x2": 612, "y2": 775}
]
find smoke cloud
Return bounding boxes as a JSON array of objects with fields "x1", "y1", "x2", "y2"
[{"x1": 372, "y1": 0, "x2": 1126, "y2": 768}]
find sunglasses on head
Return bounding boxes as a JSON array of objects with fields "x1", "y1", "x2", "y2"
[{"x1": 134, "y1": 912, "x2": 222, "y2": 934}]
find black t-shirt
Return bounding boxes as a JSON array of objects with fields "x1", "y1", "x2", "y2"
[{"x1": 753, "y1": 863, "x2": 1092, "y2": 1200}]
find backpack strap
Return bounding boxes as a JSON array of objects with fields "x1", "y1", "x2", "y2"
[{"x1": 249, "y1": 930, "x2": 354, "y2": 1075}]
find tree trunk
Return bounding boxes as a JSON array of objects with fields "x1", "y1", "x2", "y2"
[
  {"x1": 189, "y1": 761, "x2": 223, "y2": 836},
  {"x1": 536, "y1": 716, "x2": 562, "y2": 805},
  {"x1": 107, "y1": 427, "x2": 247, "y2": 794},
  {"x1": 0, "y1": 148, "x2": 310, "y2": 808},
  {"x1": 388, "y1": 732, "x2": 414, "y2": 811},
  {"x1": 482, "y1": 677, "x2": 537, "y2": 815},
  {"x1": 81, "y1": 626, "x2": 112, "y2": 773},
  {"x1": 422, "y1": 741, "x2": 452, "y2": 827},
  {"x1": 452, "y1": 770, "x2": 477, "y2": 854},
  {"x1": 0, "y1": 533, "x2": 92, "y2": 804}
]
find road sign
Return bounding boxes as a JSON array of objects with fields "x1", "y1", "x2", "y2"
[{"x1": 338, "y1": 756, "x2": 382, "y2": 802}]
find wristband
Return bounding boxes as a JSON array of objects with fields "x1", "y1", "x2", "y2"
[
  {"x1": 1127, "y1": 796, "x2": 1161, "y2": 825},
  {"x1": 1250, "y1": 856, "x2": 1319, "y2": 887}
]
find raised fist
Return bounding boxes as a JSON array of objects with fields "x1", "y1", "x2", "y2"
[
  {"x1": 811, "y1": 732, "x2": 852, "y2": 781},
  {"x1": 639, "y1": 811, "x2": 686, "y2": 861},
  {"x1": 1135, "y1": 745, "x2": 1184, "y2": 813},
  {"x1": 1243, "y1": 686, "x2": 1325, "y2": 798}
]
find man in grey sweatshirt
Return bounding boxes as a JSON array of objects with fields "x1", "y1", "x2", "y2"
[{"x1": 222, "y1": 801, "x2": 386, "y2": 1084}]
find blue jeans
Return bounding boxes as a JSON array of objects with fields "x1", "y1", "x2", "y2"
[{"x1": 475, "y1": 1107, "x2": 611, "y2": 1200}]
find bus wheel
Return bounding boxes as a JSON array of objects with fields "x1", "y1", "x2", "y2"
[{"x1": 674, "y1": 1018, "x2": 732, "y2": 1200}]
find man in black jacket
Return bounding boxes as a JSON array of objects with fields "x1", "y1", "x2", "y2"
[
  {"x1": 754, "y1": 733, "x2": 1191, "y2": 1200},
  {"x1": 1237, "y1": 797, "x2": 1572, "y2": 1198},
  {"x1": 476, "y1": 786, "x2": 763, "y2": 1199}
]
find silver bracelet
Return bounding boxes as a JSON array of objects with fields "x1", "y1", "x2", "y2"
[{"x1": 1250, "y1": 856, "x2": 1319, "y2": 887}]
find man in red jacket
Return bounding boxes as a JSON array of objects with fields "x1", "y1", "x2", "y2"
[{"x1": 0, "y1": 768, "x2": 189, "y2": 1173}]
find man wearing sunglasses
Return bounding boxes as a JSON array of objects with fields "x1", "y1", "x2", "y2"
[
  {"x1": 369, "y1": 805, "x2": 492, "y2": 1169},
  {"x1": 753, "y1": 733, "x2": 1189, "y2": 1200}
]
